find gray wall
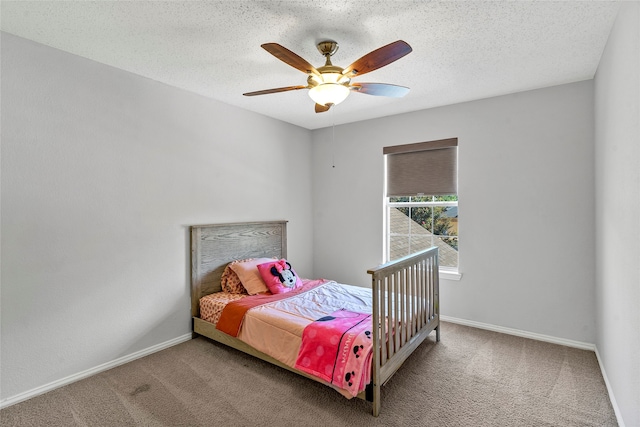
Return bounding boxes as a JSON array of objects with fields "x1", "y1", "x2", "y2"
[
  {"x1": 311, "y1": 81, "x2": 596, "y2": 344},
  {"x1": 594, "y1": 3, "x2": 640, "y2": 426},
  {"x1": 0, "y1": 33, "x2": 314, "y2": 401}
]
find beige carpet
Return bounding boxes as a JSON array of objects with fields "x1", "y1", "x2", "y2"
[{"x1": 1, "y1": 322, "x2": 617, "y2": 426}]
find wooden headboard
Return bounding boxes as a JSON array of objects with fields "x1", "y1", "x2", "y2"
[{"x1": 190, "y1": 221, "x2": 288, "y2": 317}]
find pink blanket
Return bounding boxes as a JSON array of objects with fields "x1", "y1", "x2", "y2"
[
  {"x1": 216, "y1": 279, "x2": 328, "y2": 337},
  {"x1": 295, "y1": 309, "x2": 373, "y2": 397}
]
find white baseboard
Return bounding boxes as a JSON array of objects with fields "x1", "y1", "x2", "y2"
[
  {"x1": 594, "y1": 346, "x2": 626, "y2": 427},
  {"x1": 0, "y1": 333, "x2": 193, "y2": 410},
  {"x1": 440, "y1": 315, "x2": 596, "y2": 351}
]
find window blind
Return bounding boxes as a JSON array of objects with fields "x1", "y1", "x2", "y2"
[{"x1": 384, "y1": 138, "x2": 458, "y2": 197}]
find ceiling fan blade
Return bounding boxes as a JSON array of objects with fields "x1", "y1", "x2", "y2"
[
  {"x1": 315, "y1": 103, "x2": 331, "y2": 113},
  {"x1": 342, "y1": 40, "x2": 412, "y2": 78},
  {"x1": 262, "y1": 43, "x2": 320, "y2": 76},
  {"x1": 243, "y1": 85, "x2": 308, "y2": 96},
  {"x1": 351, "y1": 83, "x2": 410, "y2": 97}
]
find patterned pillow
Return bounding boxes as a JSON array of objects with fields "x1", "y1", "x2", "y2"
[
  {"x1": 220, "y1": 263, "x2": 247, "y2": 294},
  {"x1": 257, "y1": 259, "x2": 303, "y2": 294}
]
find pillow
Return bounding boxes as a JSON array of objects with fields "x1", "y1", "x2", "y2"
[
  {"x1": 228, "y1": 258, "x2": 275, "y2": 295},
  {"x1": 220, "y1": 264, "x2": 247, "y2": 294},
  {"x1": 257, "y1": 259, "x2": 303, "y2": 294}
]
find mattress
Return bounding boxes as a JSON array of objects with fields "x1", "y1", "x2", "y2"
[{"x1": 200, "y1": 280, "x2": 372, "y2": 368}]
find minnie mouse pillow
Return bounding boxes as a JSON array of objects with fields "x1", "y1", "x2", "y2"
[{"x1": 257, "y1": 259, "x2": 303, "y2": 294}]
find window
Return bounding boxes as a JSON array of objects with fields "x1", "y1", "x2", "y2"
[
  {"x1": 384, "y1": 138, "x2": 459, "y2": 277},
  {"x1": 387, "y1": 195, "x2": 458, "y2": 268}
]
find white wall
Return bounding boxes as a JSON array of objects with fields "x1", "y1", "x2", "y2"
[
  {"x1": 594, "y1": 3, "x2": 640, "y2": 426},
  {"x1": 311, "y1": 81, "x2": 596, "y2": 344},
  {"x1": 0, "y1": 33, "x2": 314, "y2": 401}
]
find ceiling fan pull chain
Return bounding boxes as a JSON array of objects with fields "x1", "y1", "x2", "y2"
[{"x1": 332, "y1": 107, "x2": 336, "y2": 169}]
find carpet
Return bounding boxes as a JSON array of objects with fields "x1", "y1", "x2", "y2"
[{"x1": 0, "y1": 322, "x2": 617, "y2": 426}]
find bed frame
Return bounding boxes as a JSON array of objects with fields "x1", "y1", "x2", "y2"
[{"x1": 190, "y1": 220, "x2": 440, "y2": 416}]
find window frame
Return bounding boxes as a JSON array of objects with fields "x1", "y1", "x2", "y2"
[{"x1": 385, "y1": 196, "x2": 460, "y2": 280}]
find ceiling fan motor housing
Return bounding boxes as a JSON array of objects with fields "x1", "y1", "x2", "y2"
[
  {"x1": 316, "y1": 40, "x2": 339, "y2": 58},
  {"x1": 307, "y1": 41, "x2": 350, "y2": 97}
]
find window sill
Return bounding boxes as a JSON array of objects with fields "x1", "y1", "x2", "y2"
[{"x1": 440, "y1": 269, "x2": 462, "y2": 281}]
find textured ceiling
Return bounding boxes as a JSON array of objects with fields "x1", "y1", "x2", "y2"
[{"x1": 0, "y1": 1, "x2": 620, "y2": 130}]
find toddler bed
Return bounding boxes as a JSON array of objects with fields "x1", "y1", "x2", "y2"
[{"x1": 190, "y1": 220, "x2": 440, "y2": 416}]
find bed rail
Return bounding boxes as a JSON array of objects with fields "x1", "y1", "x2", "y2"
[{"x1": 367, "y1": 247, "x2": 440, "y2": 416}]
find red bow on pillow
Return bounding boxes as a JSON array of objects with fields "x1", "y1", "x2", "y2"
[{"x1": 273, "y1": 259, "x2": 288, "y2": 273}]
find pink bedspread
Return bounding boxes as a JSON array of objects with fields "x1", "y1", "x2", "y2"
[
  {"x1": 216, "y1": 279, "x2": 328, "y2": 337},
  {"x1": 295, "y1": 309, "x2": 373, "y2": 397}
]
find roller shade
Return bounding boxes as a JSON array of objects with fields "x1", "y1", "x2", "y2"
[{"x1": 384, "y1": 138, "x2": 458, "y2": 197}]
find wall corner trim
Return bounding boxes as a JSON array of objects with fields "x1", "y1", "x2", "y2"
[{"x1": 594, "y1": 346, "x2": 627, "y2": 427}]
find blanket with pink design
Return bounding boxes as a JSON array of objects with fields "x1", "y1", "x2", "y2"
[{"x1": 295, "y1": 309, "x2": 373, "y2": 397}]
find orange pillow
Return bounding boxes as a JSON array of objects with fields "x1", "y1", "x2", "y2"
[{"x1": 228, "y1": 258, "x2": 275, "y2": 295}]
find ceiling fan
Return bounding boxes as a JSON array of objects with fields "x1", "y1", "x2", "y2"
[{"x1": 243, "y1": 40, "x2": 412, "y2": 113}]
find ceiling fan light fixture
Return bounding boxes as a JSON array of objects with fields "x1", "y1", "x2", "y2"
[{"x1": 308, "y1": 83, "x2": 350, "y2": 106}]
